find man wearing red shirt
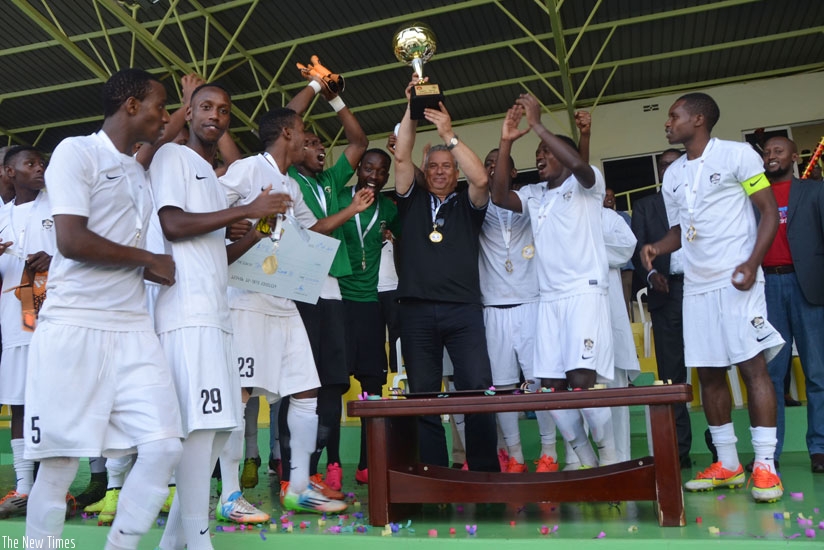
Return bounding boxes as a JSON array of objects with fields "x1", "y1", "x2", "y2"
[{"x1": 761, "y1": 136, "x2": 824, "y2": 474}]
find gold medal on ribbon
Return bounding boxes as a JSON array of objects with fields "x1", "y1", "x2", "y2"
[
  {"x1": 262, "y1": 254, "x2": 278, "y2": 275},
  {"x1": 505, "y1": 259, "x2": 513, "y2": 273},
  {"x1": 429, "y1": 223, "x2": 443, "y2": 243},
  {"x1": 686, "y1": 225, "x2": 697, "y2": 242},
  {"x1": 522, "y1": 244, "x2": 535, "y2": 259}
]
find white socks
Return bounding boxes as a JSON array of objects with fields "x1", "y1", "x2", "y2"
[
  {"x1": 750, "y1": 426, "x2": 777, "y2": 472},
  {"x1": 26, "y1": 457, "x2": 80, "y2": 545},
  {"x1": 550, "y1": 409, "x2": 598, "y2": 467},
  {"x1": 709, "y1": 423, "x2": 739, "y2": 470},
  {"x1": 107, "y1": 455, "x2": 134, "y2": 489},
  {"x1": 287, "y1": 396, "x2": 318, "y2": 494},
  {"x1": 582, "y1": 407, "x2": 618, "y2": 466},
  {"x1": 497, "y1": 411, "x2": 523, "y2": 463},
  {"x1": 219, "y1": 399, "x2": 246, "y2": 503},
  {"x1": 535, "y1": 411, "x2": 557, "y2": 459},
  {"x1": 11, "y1": 439, "x2": 34, "y2": 494},
  {"x1": 106, "y1": 438, "x2": 182, "y2": 550}
]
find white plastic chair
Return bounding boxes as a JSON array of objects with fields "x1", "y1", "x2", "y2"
[
  {"x1": 391, "y1": 339, "x2": 408, "y2": 393},
  {"x1": 635, "y1": 287, "x2": 652, "y2": 358}
]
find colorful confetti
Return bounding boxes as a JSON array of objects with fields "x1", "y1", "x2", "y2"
[
  {"x1": 708, "y1": 526, "x2": 720, "y2": 535},
  {"x1": 449, "y1": 527, "x2": 456, "y2": 535},
  {"x1": 466, "y1": 524, "x2": 477, "y2": 535},
  {"x1": 805, "y1": 529, "x2": 816, "y2": 538},
  {"x1": 716, "y1": 495, "x2": 726, "y2": 501},
  {"x1": 628, "y1": 525, "x2": 638, "y2": 532},
  {"x1": 696, "y1": 516, "x2": 703, "y2": 523},
  {"x1": 791, "y1": 492, "x2": 804, "y2": 500},
  {"x1": 539, "y1": 526, "x2": 550, "y2": 535},
  {"x1": 259, "y1": 528, "x2": 267, "y2": 541},
  {"x1": 428, "y1": 529, "x2": 438, "y2": 537}
]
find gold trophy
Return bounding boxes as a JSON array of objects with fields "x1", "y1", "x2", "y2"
[{"x1": 393, "y1": 23, "x2": 444, "y2": 120}]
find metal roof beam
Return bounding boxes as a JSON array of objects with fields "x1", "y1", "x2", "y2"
[
  {"x1": 545, "y1": 0, "x2": 578, "y2": 137},
  {"x1": 9, "y1": 0, "x2": 110, "y2": 80}
]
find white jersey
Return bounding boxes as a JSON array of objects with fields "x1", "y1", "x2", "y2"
[
  {"x1": 41, "y1": 131, "x2": 154, "y2": 331},
  {"x1": 515, "y1": 166, "x2": 608, "y2": 299},
  {"x1": 0, "y1": 193, "x2": 56, "y2": 348},
  {"x1": 150, "y1": 143, "x2": 231, "y2": 332},
  {"x1": 219, "y1": 153, "x2": 318, "y2": 317},
  {"x1": 602, "y1": 208, "x2": 640, "y2": 374},
  {"x1": 377, "y1": 239, "x2": 398, "y2": 292},
  {"x1": 479, "y1": 201, "x2": 538, "y2": 306},
  {"x1": 663, "y1": 138, "x2": 765, "y2": 295}
]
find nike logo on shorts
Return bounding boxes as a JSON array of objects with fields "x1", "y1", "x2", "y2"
[
  {"x1": 756, "y1": 334, "x2": 773, "y2": 342},
  {"x1": 200, "y1": 527, "x2": 209, "y2": 535},
  {"x1": 106, "y1": 174, "x2": 123, "y2": 180},
  {"x1": 581, "y1": 354, "x2": 594, "y2": 360},
  {"x1": 195, "y1": 175, "x2": 208, "y2": 180}
]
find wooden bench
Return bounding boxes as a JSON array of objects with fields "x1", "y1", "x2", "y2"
[{"x1": 347, "y1": 384, "x2": 692, "y2": 527}]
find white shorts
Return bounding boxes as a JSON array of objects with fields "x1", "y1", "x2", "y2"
[
  {"x1": 0, "y1": 345, "x2": 28, "y2": 405},
  {"x1": 534, "y1": 293, "x2": 614, "y2": 382},
  {"x1": 484, "y1": 302, "x2": 538, "y2": 386},
  {"x1": 683, "y1": 283, "x2": 785, "y2": 367},
  {"x1": 160, "y1": 327, "x2": 242, "y2": 435},
  {"x1": 24, "y1": 322, "x2": 183, "y2": 460},
  {"x1": 230, "y1": 309, "x2": 320, "y2": 403}
]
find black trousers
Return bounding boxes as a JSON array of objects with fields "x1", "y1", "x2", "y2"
[
  {"x1": 399, "y1": 301, "x2": 498, "y2": 472},
  {"x1": 649, "y1": 278, "x2": 692, "y2": 461}
]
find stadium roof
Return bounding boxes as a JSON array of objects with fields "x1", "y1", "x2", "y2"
[{"x1": 1, "y1": 0, "x2": 822, "y2": 153}]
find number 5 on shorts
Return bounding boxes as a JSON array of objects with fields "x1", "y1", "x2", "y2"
[{"x1": 31, "y1": 416, "x2": 41, "y2": 444}]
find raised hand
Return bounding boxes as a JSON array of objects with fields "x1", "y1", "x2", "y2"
[
  {"x1": 351, "y1": 188, "x2": 376, "y2": 212},
  {"x1": 515, "y1": 94, "x2": 543, "y2": 128},
  {"x1": 181, "y1": 73, "x2": 206, "y2": 106},
  {"x1": 501, "y1": 106, "x2": 529, "y2": 142},
  {"x1": 423, "y1": 102, "x2": 454, "y2": 141},
  {"x1": 575, "y1": 110, "x2": 592, "y2": 136}
]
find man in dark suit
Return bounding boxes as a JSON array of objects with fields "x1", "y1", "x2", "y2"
[
  {"x1": 631, "y1": 148, "x2": 692, "y2": 469},
  {"x1": 761, "y1": 136, "x2": 824, "y2": 474}
]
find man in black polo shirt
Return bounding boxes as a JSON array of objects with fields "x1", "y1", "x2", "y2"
[{"x1": 393, "y1": 75, "x2": 497, "y2": 471}]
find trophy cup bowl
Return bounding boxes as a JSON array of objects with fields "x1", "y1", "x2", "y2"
[{"x1": 393, "y1": 23, "x2": 444, "y2": 120}]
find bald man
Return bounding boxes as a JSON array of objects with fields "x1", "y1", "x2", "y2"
[{"x1": 760, "y1": 136, "x2": 824, "y2": 474}]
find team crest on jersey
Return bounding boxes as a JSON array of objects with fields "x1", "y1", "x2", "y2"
[
  {"x1": 584, "y1": 338, "x2": 594, "y2": 351},
  {"x1": 324, "y1": 186, "x2": 332, "y2": 194},
  {"x1": 563, "y1": 191, "x2": 572, "y2": 201},
  {"x1": 41, "y1": 219, "x2": 54, "y2": 230},
  {"x1": 750, "y1": 316, "x2": 765, "y2": 330},
  {"x1": 709, "y1": 173, "x2": 721, "y2": 185}
]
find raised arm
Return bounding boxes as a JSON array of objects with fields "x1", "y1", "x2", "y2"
[
  {"x1": 423, "y1": 102, "x2": 488, "y2": 208},
  {"x1": 491, "y1": 106, "x2": 530, "y2": 213},
  {"x1": 518, "y1": 94, "x2": 595, "y2": 188},
  {"x1": 393, "y1": 76, "x2": 421, "y2": 196},
  {"x1": 136, "y1": 73, "x2": 203, "y2": 169},
  {"x1": 575, "y1": 110, "x2": 591, "y2": 164}
]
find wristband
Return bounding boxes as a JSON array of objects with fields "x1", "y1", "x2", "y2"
[
  {"x1": 308, "y1": 80, "x2": 322, "y2": 94},
  {"x1": 328, "y1": 96, "x2": 346, "y2": 112}
]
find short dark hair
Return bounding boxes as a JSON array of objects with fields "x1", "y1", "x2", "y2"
[
  {"x1": 102, "y1": 68, "x2": 161, "y2": 118},
  {"x1": 362, "y1": 148, "x2": 391, "y2": 166},
  {"x1": 677, "y1": 92, "x2": 720, "y2": 131},
  {"x1": 661, "y1": 148, "x2": 681, "y2": 157},
  {"x1": 3, "y1": 146, "x2": 40, "y2": 166},
  {"x1": 486, "y1": 148, "x2": 515, "y2": 167},
  {"x1": 189, "y1": 82, "x2": 231, "y2": 106},
  {"x1": 258, "y1": 108, "x2": 298, "y2": 149}
]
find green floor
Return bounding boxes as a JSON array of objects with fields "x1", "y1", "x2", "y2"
[{"x1": 1, "y1": 408, "x2": 822, "y2": 549}]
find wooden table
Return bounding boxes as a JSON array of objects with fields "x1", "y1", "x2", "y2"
[{"x1": 347, "y1": 384, "x2": 692, "y2": 527}]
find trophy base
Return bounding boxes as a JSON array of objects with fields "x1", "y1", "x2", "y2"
[{"x1": 410, "y1": 83, "x2": 445, "y2": 120}]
